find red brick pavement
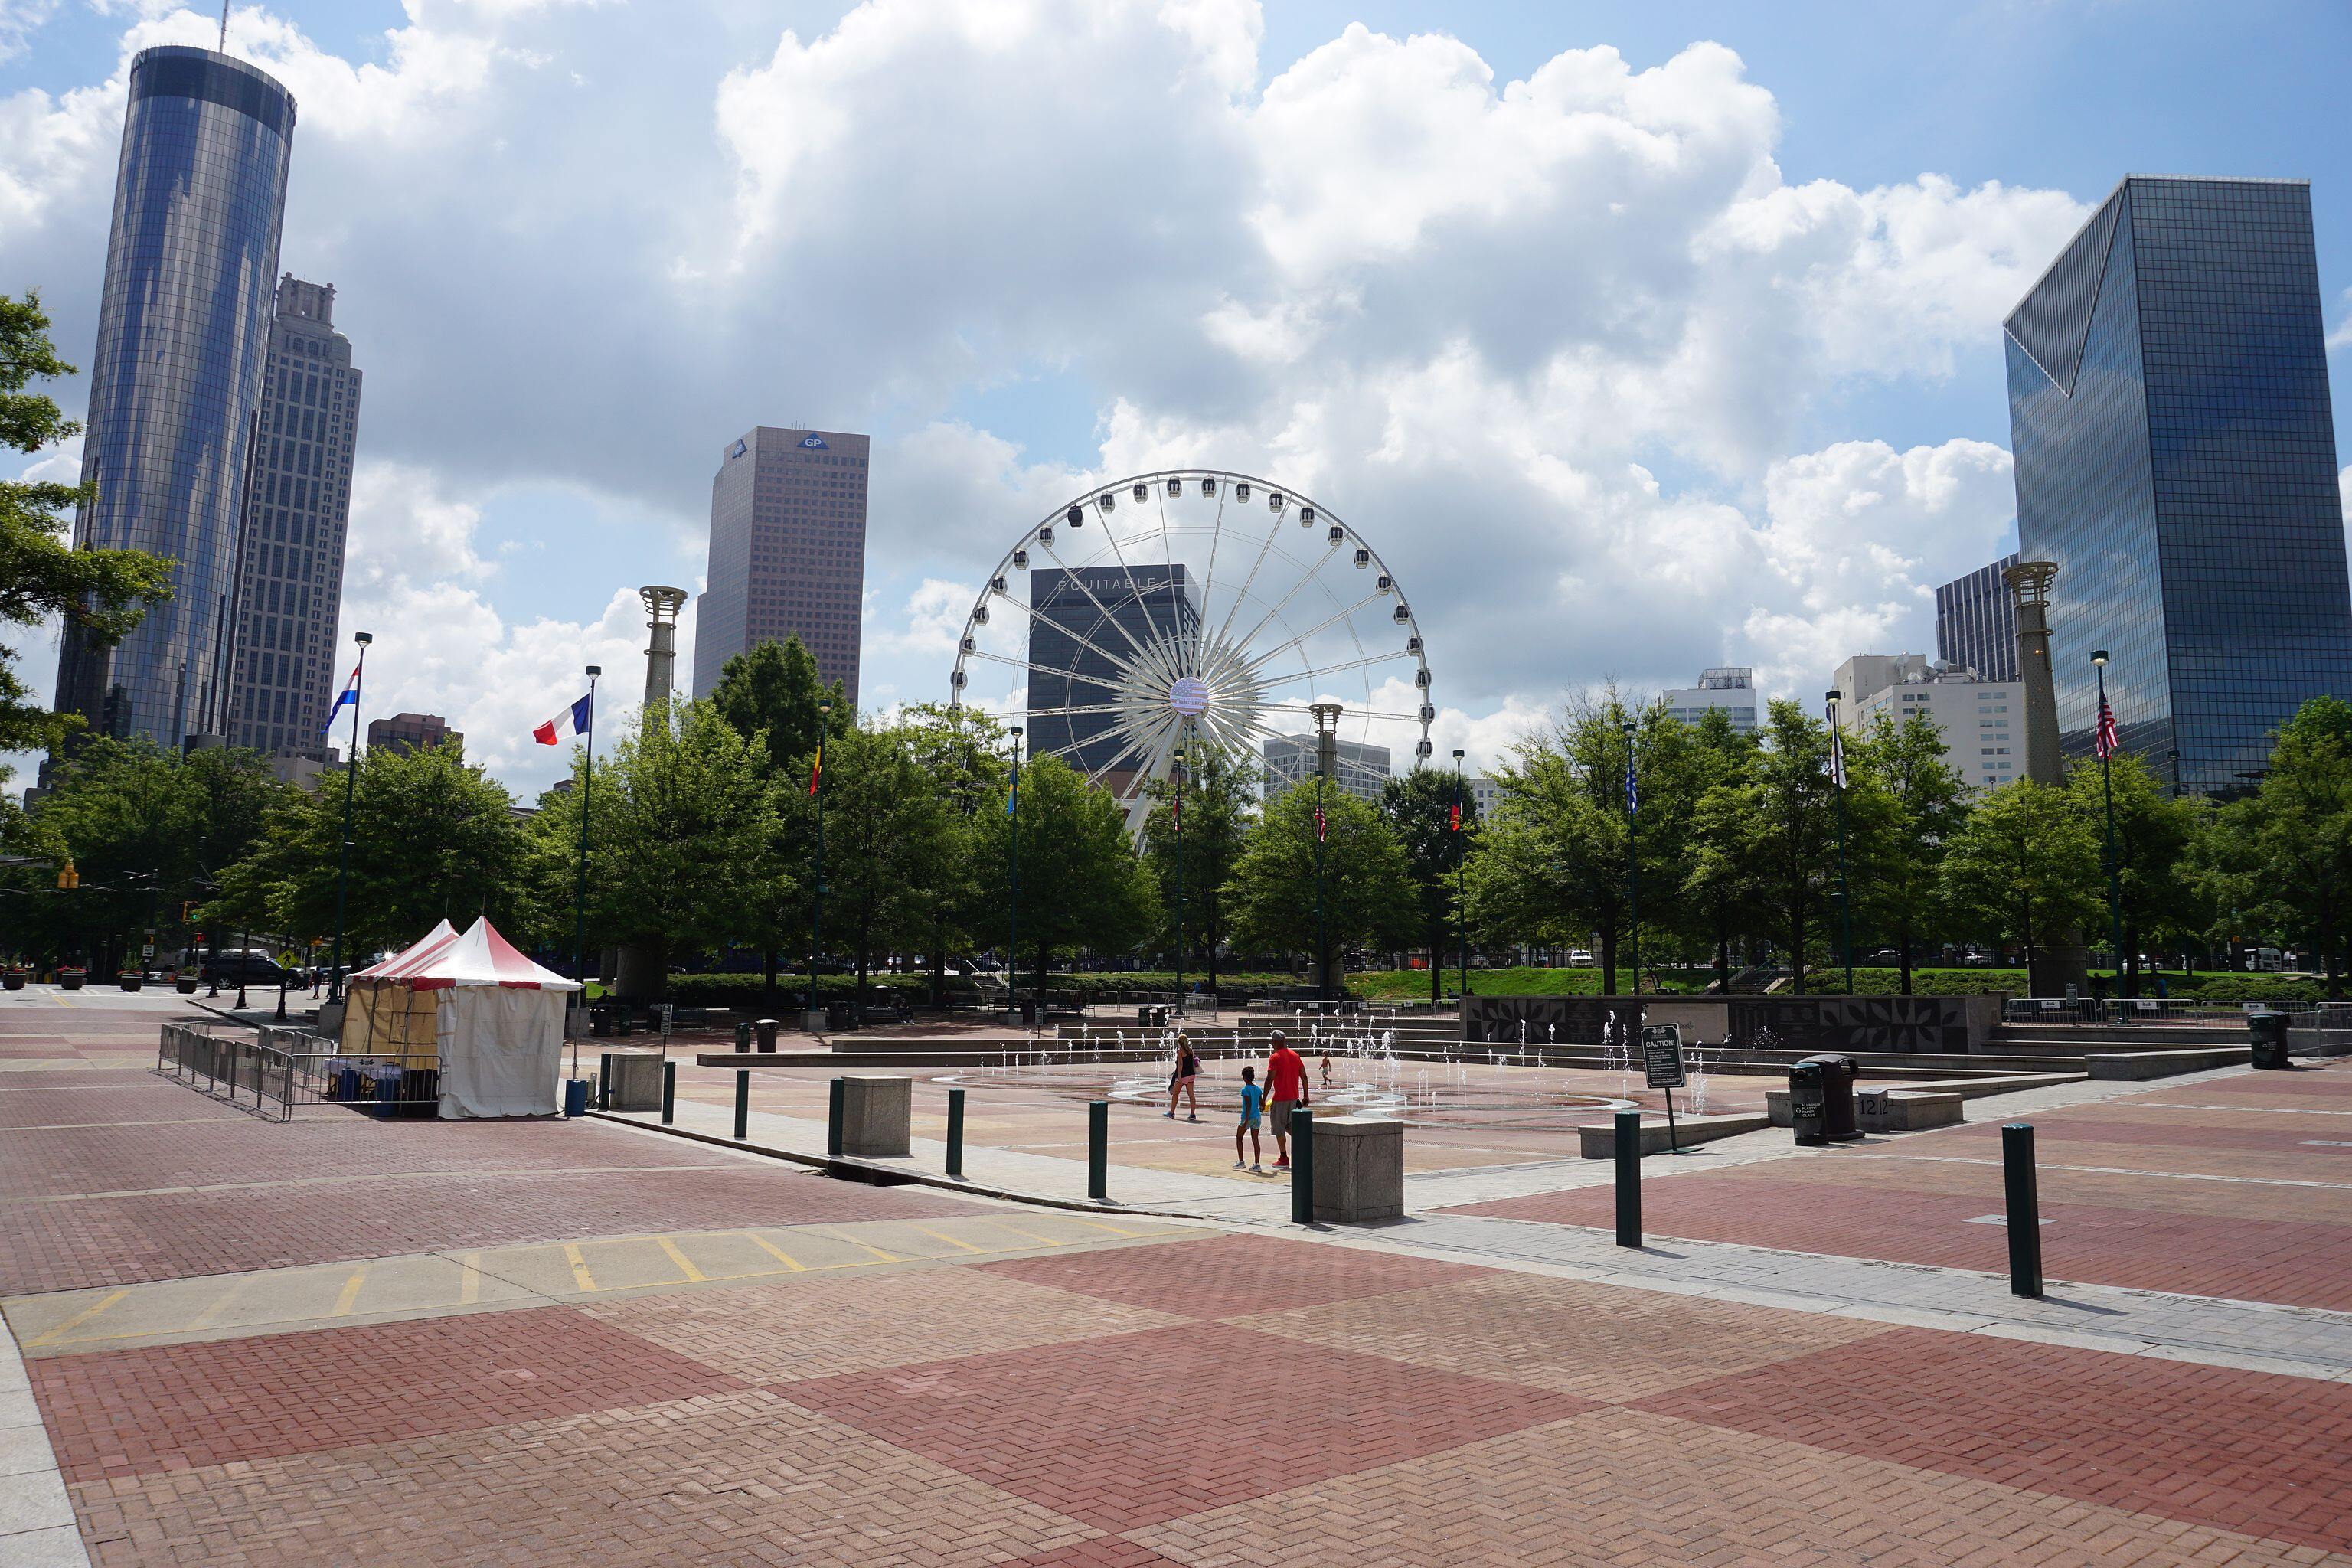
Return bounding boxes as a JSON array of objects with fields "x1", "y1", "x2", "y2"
[
  {"x1": 0, "y1": 1081, "x2": 246, "y2": 1128},
  {"x1": 1000, "y1": 1544, "x2": 1191, "y2": 1567},
  {"x1": 782, "y1": 1323, "x2": 1589, "y2": 1530},
  {"x1": 33, "y1": 1305, "x2": 743, "y2": 1482},
  {"x1": 978, "y1": 1231, "x2": 1486, "y2": 1318},
  {"x1": 0, "y1": 1164, "x2": 982, "y2": 1293},
  {"x1": 1641, "y1": 1327, "x2": 2352, "y2": 1553}
]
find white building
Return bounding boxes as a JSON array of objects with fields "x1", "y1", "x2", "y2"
[
  {"x1": 1832, "y1": 653, "x2": 2024, "y2": 791},
  {"x1": 1465, "y1": 774, "x2": 1504, "y2": 821},
  {"x1": 1661, "y1": 668, "x2": 1758, "y2": 731}
]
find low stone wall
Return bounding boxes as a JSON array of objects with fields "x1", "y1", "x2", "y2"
[{"x1": 1463, "y1": 993, "x2": 2001, "y2": 1055}]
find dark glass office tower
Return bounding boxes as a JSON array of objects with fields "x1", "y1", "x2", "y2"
[
  {"x1": 227, "y1": 276, "x2": 358, "y2": 761},
  {"x1": 692, "y1": 427, "x2": 869, "y2": 706},
  {"x1": 2006, "y1": 175, "x2": 2352, "y2": 795},
  {"x1": 1934, "y1": 554, "x2": 2020, "y2": 683},
  {"x1": 53, "y1": 47, "x2": 296, "y2": 751},
  {"x1": 1027, "y1": 565, "x2": 1197, "y2": 779}
]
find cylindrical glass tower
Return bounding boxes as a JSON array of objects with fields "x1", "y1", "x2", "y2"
[{"x1": 54, "y1": 46, "x2": 295, "y2": 751}]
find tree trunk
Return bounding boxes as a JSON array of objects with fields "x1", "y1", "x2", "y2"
[
  {"x1": 1599, "y1": 929, "x2": 1618, "y2": 998},
  {"x1": 1429, "y1": 919, "x2": 1443, "y2": 1004},
  {"x1": 1899, "y1": 926, "x2": 1915, "y2": 996},
  {"x1": 1713, "y1": 928, "x2": 1730, "y2": 995},
  {"x1": 761, "y1": 949, "x2": 778, "y2": 1010},
  {"x1": 854, "y1": 907, "x2": 871, "y2": 1015},
  {"x1": 1788, "y1": 907, "x2": 1806, "y2": 995},
  {"x1": 929, "y1": 910, "x2": 947, "y2": 1008}
]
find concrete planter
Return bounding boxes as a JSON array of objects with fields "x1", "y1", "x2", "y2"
[
  {"x1": 2, "y1": 972, "x2": 25, "y2": 991},
  {"x1": 175, "y1": 975, "x2": 199, "y2": 994},
  {"x1": 1307, "y1": 1116, "x2": 1405, "y2": 1223},
  {"x1": 58, "y1": 970, "x2": 85, "y2": 991},
  {"x1": 837, "y1": 1074, "x2": 913, "y2": 1158},
  {"x1": 116, "y1": 973, "x2": 143, "y2": 991}
]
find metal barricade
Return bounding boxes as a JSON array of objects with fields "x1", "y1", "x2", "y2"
[{"x1": 155, "y1": 1021, "x2": 298, "y2": 1122}]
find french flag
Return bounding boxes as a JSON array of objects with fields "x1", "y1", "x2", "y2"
[
  {"x1": 320, "y1": 663, "x2": 361, "y2": 737},
  {"x1": 534, "y1": 691, "x2": 593, "y2": 746}
]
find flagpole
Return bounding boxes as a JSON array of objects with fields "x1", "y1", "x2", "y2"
[
  {"x1": 1824, "y1": 692, "x2": 1854, "y2": 996},
  {"x1": 326, "y1": 631, "x2": 371, "y2": 1004},
  {"x1": 1622, "y1": 719, "x2": 1640, "y2": 998},
  {"x1": 1453, "y1": 748, "x2": 1469, "y2": 1004},
  {"x1": 810, "y1": 701, "x2": 830, "y2": 1024},
  {"x1": 573, "y1": 666, "x2": 600, "y2": 1017},
  {"x1": 2092, "y1": 651, "x2": 2125, "y2": 998},
  {"x1": 1007, "y1": 726, "x2": 1022, "y2": 1023}
]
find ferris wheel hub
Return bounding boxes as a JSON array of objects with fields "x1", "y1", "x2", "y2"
[{"x1": 1168, "y1": 675, "x2": 1211, "y2": 717}]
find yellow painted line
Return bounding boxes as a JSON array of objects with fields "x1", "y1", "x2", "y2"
[
  {"x1": 808, "y1": 1227, "x2": 901, "y2": 1263},
  {"x1": 743, "y1": 1233, "x2": 806, "y2": 1272},
  {"x1": 459, "y1": 1253, "x2": 482, "y2": 1305},
  {"x1": 1058, "y1": 1217, "x2": 1148, "y2": 1239},
  {"x1": 186, "y1": 1279, "x2": 245, "y2": 1330},
  {"x1": 907, "y1": 1224, "x2": 984, "y2": 1255},
  {"x1": 332, "y1": 1269, "x2": 368, "y2": 1316},
  {"x1": 977, "y1": 1217, "x2": 1067, "y2": 1248},
  {"x1": 29, "y1": 1289, "x2": 126, "y2": 1347},
  {"x1": 655, "y1": 1236, "x2": 707, "y2": 1282},
  {"x1": 564, "y1": 1243, "x2": 598, "y2": 1292}
]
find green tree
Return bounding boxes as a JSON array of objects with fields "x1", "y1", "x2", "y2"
[
  {"x1": 1669, "y1": 709, "x2": 1761, "y2": 992},
  {"x1": 1226, "y1": 780, "x2": 1416, "y2": 993},
  {"x1": 1141, "y1": 743, "x2": 1255, "y2": 992},
  {"x1": 1939, "y1": 779, "x2": 2102, "y2": 976},
  {"x1": 1730, "y1": 701, "x2": 1848, "y2": 992},
  {"x1": 1853, "y1": 713, "x2": 1971, "y2": 994},
  {"x1": 973, "y1": 755, "x2": 1157, "y2": 993},
  {"x1": 1380, "y1": 764, "x2": 1480, "y2": 1001},
  {"x1": 533, "y1": 701, "x2": 776, "y2": 994},
  {"x1": 2066, "y1": 750, "x2": 2210, "y2": 994},
  {"x1": 816, "y1": 724, "x2": 955, "y2": 1008},
  {"x1": 1, "y1": 292, "x2": 175, "y2": 754},
  {"x1": 898, "y1": 702, "x2": 1007, "y2": 1004},
  {"x1": 2219, "y1": 697, "x2": 2352, "y2": 996},
  {"x1": 214, "y1": 740, "x2": 524, "y2": 964},
  {"x1": 709, "y1": 635, "x2": 851, "y2": 777}
]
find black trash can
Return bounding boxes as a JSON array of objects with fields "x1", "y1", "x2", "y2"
[
  {"x1": 1788, "y1": 1059, "x2": 1828, "y2": 1146},
  {"x1": 735, "y1": 1020, "x2": 753, "y2": 1053},
  {"x1": 826, "y1": 1000, "x2": 852, "y2": 1031},
  {"x1": 2249, "y1": 1010, "x2": 2294, "y2": 1070},
  {"x1": 1018, "y1": 999, "x2": 1040, "y2": 1027},
  {"x1": 1796, "y1": 1053, "x2": 1862, "y2": 1141},
  {"x1": 754, "y1": 1017, "x2": 780, "y2": 1051}
]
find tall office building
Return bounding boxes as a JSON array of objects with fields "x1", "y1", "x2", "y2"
[
  {"x1": 1934, "y1": 554, "x2": 2020, "y2": 684},
  {"x1": 1261, "y1": 733, "x2": 1390, "y2": 804},
  {"x1": 2005, "y1": 175, "x2": 2352, "y2": 794},
  {"x1": 51, "y1": 47, "x2": 296, "y2": 753},
  {"x1": 1027, "y1": 565, "x2": 1198, "y2": 783},
  {"x1": 1832, "y1": 653, "x2": 2025, "y2": 792},
  {"x1": 1661, "y1": 668, "x2": 1758, "y2": 732},
  {"x1": 226, "y1": 276, "x2": 358, "y2": 761},
  {"x1": 691, "y1": 427, "x2": 869, "y2": 707}
]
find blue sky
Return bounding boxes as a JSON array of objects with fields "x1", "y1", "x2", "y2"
[{"x1": 3, "y1": 1, "x2": 2347, "y2": 794}]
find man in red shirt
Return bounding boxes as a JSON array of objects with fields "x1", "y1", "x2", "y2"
[{"x1": 1263, "y1": 1031, "x2": 1310, "y2": 1170}]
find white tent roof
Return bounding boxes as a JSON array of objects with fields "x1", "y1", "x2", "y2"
[{"x1": 349, "y1": 916, "x2": 582, "y2": 992}]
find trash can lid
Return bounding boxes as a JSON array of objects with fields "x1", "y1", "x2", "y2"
[{"x1": 1795, "y1": 1053, "x2": 1856, "y2": 1066}]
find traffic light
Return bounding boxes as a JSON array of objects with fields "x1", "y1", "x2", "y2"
[{"x1": 55, "y1": 861, "x2": 79, "y2": 890}]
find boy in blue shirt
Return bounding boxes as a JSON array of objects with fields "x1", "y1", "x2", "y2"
[{"x1": 1234, "y1": 1064, "x2": 1266, "y2": 1174}]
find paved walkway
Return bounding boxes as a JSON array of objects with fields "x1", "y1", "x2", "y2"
[{"x1": 8, "y1": 995, "x2": 2352, "y2": 1564}]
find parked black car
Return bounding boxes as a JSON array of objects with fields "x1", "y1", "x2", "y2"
[{"x1": 200, "y1": 950, "x2": 288, "y2": 985}]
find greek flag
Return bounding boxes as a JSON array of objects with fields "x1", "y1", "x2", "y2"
[{"x1": 1624, "y1": 756, "x2": 1638, "y2": 815}]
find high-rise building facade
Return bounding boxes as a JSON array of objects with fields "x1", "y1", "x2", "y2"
[
  {"x1": 1026, "y1": 565, "x2": 1198, "y2": 782},
  {"x1": 1934, "y1": 554, "x2": 2020, "y2": 684},
  {"x1": 53, "y1": 47, "x2": 296, "y2": 752},
  {"x1": 1661, "y1": 668, "x2": 1758, "y2": 731},
  {"x1": 227, "y1": 276, "x2": 358, "y2": 760},
  {"x1": 1833, "y1": 653, "x2": 2025, "y2": 792},
  {"x1": 2005, "y1": 175, "x2": 2352, "y2": 795},
  {"x1": 1261, "y1": 733, "x2": 1391, "y2": 804},
  {"x1": 691, "y1": 427, "x2": 869, "y2": 707},
  {"x1": 366, "y1": 713, "x2": 457, "y2": 756}
]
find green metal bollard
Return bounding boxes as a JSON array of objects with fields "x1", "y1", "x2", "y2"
[
  {"x1": 946, "y1": 1087, "x2": 965, "y2": 1178},
  {"x1": 598, "y1": 1052, "x2": 613, "y2": 1112},
  {"x1": 660, "y1": 1060, "x2": 676, "y2": 1125},
  {"x1": 1087, "y1": 1100, "x2": 1109, "y2": 1203},
  {"x1": 1615, "y1": 1110, "x2": 1642, "y2": 1247},
  {"x1": 733, "y1": 1070, "x2": 750, "y2": 1141},
  {"x1": 1289, "y1": 1106, "x2": 1315, "y2": 1225},
  {"x1": 828, "y1": 1077, "x2": 846, "y2": 1158},
  {"x1": 2003, "y1": 1122, "x2": 2042, "y2": 1297}
]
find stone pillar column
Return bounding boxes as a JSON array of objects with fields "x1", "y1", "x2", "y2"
[{"x1": 2003, "y1": 562, "x2": 2090, "y2": 998}]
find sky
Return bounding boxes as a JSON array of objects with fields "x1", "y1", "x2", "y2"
[{"x1": 2, "y1": 0, "x2": 2349, "y2": 797}]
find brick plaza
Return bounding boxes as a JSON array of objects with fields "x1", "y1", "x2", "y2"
[{"x1": 5, "y1": 990, "x2": 2352, "y2": 1566}]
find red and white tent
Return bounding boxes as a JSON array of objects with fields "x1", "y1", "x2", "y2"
[{"x1": 344, "y1": 916, "x2": 580, "y2": 1118}]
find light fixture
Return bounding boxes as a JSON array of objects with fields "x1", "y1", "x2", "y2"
[
  {"x1": 1452, "y1": 748, "x2": 1465, "y2": 761},
  {"x1": 354, "y1": 631, "x2": 373, "y2": 645},
  {"x1": 586, "y1": 663, "x2": 602, "y2": 678},
  {"x1": 2091, "y1": 648, "x2": 2110, "y2": 666}
]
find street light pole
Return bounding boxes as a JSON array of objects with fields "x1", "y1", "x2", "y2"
[
  {"x1": 1452, "y1": 748, "x2": 1469, "y2": 1001},
  {"x1": 1622, "y1": 720, "x2": 1640, "y2": 997},
  {"x1": 1007, "y1": 725, "x2": 1023, "y2": 1022},
  {"x1": 1825, "y1": 690, "x2": 1855, "y2": 995},
  {"x1": 1172, "y1": 740, "x2": 1186, "y2": 1014},
  {"x1": 326, "y1": 631, "x2": 371, "y2": 1004},
  {"x1": 811, "y1": 700, "x2": 830, "y2": 1019},
  {"x1": 573, "y1": 667, "x2": 600, "y2": 1006},
  {"x1": 1311, "y1": 703, "x2": 1342, "y2": 1001},
  {"x1": 2093, "y1": 650, "x2": 2126, "y2": 996}
]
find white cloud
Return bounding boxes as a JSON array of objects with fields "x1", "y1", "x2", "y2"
[{"x1": 2, "y1": 2, "x2": 2105, "y2": 799}]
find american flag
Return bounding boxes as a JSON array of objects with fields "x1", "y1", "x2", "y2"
[
  {"x1": 1313, "y1": 802, "x2": 1327, "y2": 841},
  {"x1": 2096, "y1": 694, "x2": 2120, "y2": 760}
]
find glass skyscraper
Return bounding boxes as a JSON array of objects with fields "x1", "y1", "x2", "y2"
[
  {"x1": 53, "y1": 47, "x2": 296, "y2": 752},
  {"x1": 2006, "y1": 175, "x2": 2352, "y2": 795},
  {"x1": 692, "y1": 427, "x2": 869, "y2": 707},
  {"x1": 1027, "y1": 564, "x2": 1198, "y2": 780},
  {"x1": 227, "y1": 276, "x2": 359, "y2": 761},
  {"x1": 1934, "y1": 554, "x2": 2020, "y2": 684}
]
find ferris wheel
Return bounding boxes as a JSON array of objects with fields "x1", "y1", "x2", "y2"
[{"x1": 949, "y1": 469, "x2": 1436, "y2": 834}]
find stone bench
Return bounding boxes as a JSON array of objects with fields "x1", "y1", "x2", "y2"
[
  {"x1": 1308, "y1": 1115, "x2": 1403, "y2": 1223},
  {"x1": 1856, "y1": 1088, "x2": 1962, "y2": 1132},
  {"x1": 838, "y1": 1073, "x2": 912, "y2": 1158},
  {"x1": 2087, "y1": 1047, "x2": 2250, "y2": 1080},
  {"x1": 1578, "y1": 1110, "x2": 1773, "y2": 1158}
]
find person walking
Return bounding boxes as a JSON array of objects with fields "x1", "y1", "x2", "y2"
[
  {"x1": 1264, "y1": 1030, "x2": 1310, "y2": 1170},
  {"x1": 1164, "y1": 1038, "x2": 1201, "y2": 1122},
  {"x1": 1234, "y1": 1063, "x2": 1265, "y2": 1172}
]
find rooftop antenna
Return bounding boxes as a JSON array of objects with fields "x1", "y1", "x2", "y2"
[{"x1": 217, "y1": 0, "x2": 228, "y2": 52}]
